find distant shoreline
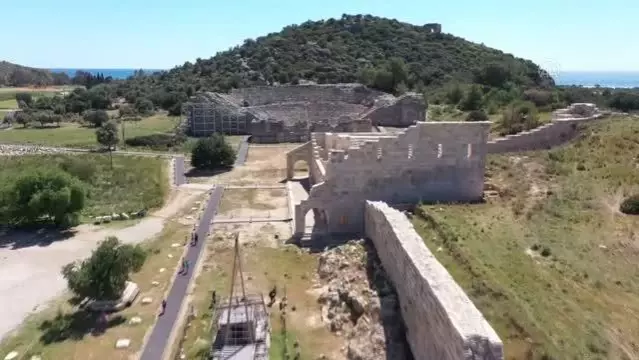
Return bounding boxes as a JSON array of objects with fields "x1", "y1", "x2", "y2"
[{"x1": 48, "y1": 68, "x2": 639, "y2": 88}]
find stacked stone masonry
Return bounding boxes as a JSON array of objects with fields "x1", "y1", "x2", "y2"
[
  {"x1": 487, "y1": 103, "x2": 604, "y2": 153},
  {"x1": 185, "y1": 83, "x2": 426, "y2": 143},
  {"x1": 288, "y1": 103, "x2": 606, "y2": 235},
  {"x1": 290, "y1": 121, "x2": 491, "y2": 234},
  {"x1": 364, "y1": 201, "x2": 503, "y2": 360}
]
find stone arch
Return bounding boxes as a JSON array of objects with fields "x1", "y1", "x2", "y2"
[
  {"x1": 294, "y1": 201, "x2": 328, "y2": 235},
  {"x1": 292, "y1": 159, "x2": 310, "y2": 179},
  {"x1": 286, "y1": 141, "x2": 312, "y2": 180}
]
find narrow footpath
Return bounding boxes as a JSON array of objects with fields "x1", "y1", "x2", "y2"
[
  {"x1": 174, "y1": 156, "x2": 186, "y2": 186},
  {"x1": 139, "y1": 185, "x2": 225, "y2": 360}
]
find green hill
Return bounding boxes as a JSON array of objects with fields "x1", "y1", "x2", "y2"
[
  {"x1": 0, "y1": 61, "x2": 69, "y2": 87},
  {"x1": 117, "y1": 14, "x2": 554, "y2": 113}
]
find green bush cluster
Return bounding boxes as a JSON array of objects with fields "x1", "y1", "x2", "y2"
[
  {"x1": 620, "y1": 195, "x2": 639, "y2": 215},
  {"x1": 191, "y1": 133, "x2": 236, "y2": 170},
  {"x1": 125, "y1": 133, "x2": 186, "y2": 149}
]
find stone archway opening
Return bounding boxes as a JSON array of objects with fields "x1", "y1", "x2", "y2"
[
  {"x1": 295, "y1": 204, "x2": 328, "y2": 235},
  {"x1": 292, "y1": 160, "x2": 310, "y2": 180}
]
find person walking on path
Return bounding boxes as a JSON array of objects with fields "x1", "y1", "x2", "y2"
[
  {"x1": 160, "y1": 299, "x2": 167, "y2": 316},
  {"x1": 181, "y1": 258, "x2": 190, "y2": 275},
  {"x1": 191, "y1": 232, "x2": 198, "y2": 247}
]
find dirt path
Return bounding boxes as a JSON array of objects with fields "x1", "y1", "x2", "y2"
[{"x1": 0, "y1": 186, "x2": 205, "y2": 340}]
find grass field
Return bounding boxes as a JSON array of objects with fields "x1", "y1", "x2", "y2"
[
  {"x1": 0, "y1": 115, "x2": 179, "y2": 149},
  {"x1": 0, "y1": 86, "x2": 75, "y2": 104},
  {"x1": 412, "y1": 117, "x2": 639, "y2": 359},
  {"x1": 0, "y1": 154, "x2": 168, "y2": 220},
  {"x1": 0, "y1": 195, "x2": 205, "y2": 360},
  {"x1": 0, "y1": 99, "x2": 17, "y2": 109}
]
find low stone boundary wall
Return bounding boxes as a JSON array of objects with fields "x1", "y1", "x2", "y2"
[
  {"x1": 487, "y1": 114, "x2": 605, "y2": 154},
  {"x1": 364, "y1": 201, "x2": 503, "y2": 360}
]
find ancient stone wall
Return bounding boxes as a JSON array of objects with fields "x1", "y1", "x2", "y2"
[
  {"x1": 229, "y1": 84, "x2": 384, "y2": 106},
  {"x1": 364, "y1": 201, "x2": 503, "y2": 360},
  {"x1": 364, "y1": 93, "x2": 426, "y2": 127},
  {"x1": 424, "y1": 23, "x2": 442, "y2": 33},
  {"x1": 295, "y1": 122, "x2": 490, "y2": 234},
  {"x1": 487, "y1": 114, "x2": 603, "y2": 153}
]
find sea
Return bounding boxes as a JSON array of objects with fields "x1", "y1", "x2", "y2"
[{"x1": 49, "y1": 68, "x2": 639, "y2": 88}]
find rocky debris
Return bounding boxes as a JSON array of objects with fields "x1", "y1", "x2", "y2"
[
  {"x1": 129, "y1": 316, "x2": 142, "y2": 325},
  {"x1": 141, "y1": 297, "x2": 153, "y2": 304},
  {"x1": 317, "y1": 239, "x2": 411, "y2": 360},
  {"x1": 0, "y1": 144, "x2": 69, "y2": 156}
]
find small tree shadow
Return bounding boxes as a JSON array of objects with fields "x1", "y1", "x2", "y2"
[
  {"x1": 38, "y1": 310, "x2": 126, "y2": 344},
  {"x1": 0, "y1": 226, "x2": 77, "y2": 250},
  {"x1": 184, "y1": 166, "x2": 233, "y2": 178}
]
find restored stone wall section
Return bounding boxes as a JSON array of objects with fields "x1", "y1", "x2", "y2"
[
  {"x1": 298, "y1": 121, "x2": 490, "y2": 234},
  {"x1": 487, "y1": 115, "x2": 603, "y2": 154},
  {"x1": 364, "y1": 201, "x2": 503, "y2": 360}
]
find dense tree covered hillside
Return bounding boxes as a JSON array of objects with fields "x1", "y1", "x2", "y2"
[
  {"x1": 0, "y1": 61, "x2": 70, "y2": 87},
  {"x1": 114, "y1": 14, "x2": 554, "y2": 114}
]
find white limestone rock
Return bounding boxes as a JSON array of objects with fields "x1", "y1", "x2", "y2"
[
  {"x1": 151, "y1": 281, "x2": 160, "y2": 286},
  {"x1": 141, "y1": 297, "x2": 153, "y2": 304},
  {"x1": 129, "y1": 316, "x2": 142, "y2": 325},
  {"x1": 159, "y1": 268, "x2": 166, "y2": 273},
  {"x1": 4, "y1": 351, "x2": 18, "y2": 360},
  {"x1": 115, "y1": 338, "x2": 131, "y2": 349}
]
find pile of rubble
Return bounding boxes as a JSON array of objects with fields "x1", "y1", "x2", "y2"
[
  {"x1": 316, "y1": 239, "x2": 411, "y2": 360},
  {"x1": 0, "y1": 144, "x2": 69, "y2": 156}
]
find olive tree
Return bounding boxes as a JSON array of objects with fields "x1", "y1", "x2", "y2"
[
  {"x1": 96, "y1": 120, "x2": 120, "y2": 168},
  {"x1": 62, "y1": 236, "x2": 147, "y2": 300}
]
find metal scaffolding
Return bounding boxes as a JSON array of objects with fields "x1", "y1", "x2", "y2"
[
  {"x1": 210, "y1": 234, "x2": 269, "y2": 360},
  {"x1": 184, "y1": 103, "x2": 250, "y2": 137}
]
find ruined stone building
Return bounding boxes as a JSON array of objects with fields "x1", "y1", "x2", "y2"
[
  {"x1": 286, "y1": 102, "x2": 604, "y2": 235},
  {"x1": 185, "y1": 84, "x2": 425, "y2": 143},
  {"x1": 286, "y1": 121, "x2": 490, "y2": 234}
]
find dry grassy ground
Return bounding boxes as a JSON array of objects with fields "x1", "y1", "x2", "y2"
[
  {"x1": 0, "y1": 190, "x2": 208, "y2": 360},
  {"x1": 188, "y1": 145, "x2": 297, "y2": 185},
  {"x1": 174, "y1": 145, "x2": 345, "y2": 360},
  {"x1": 412, "y1": 117, "x2": 639, "y2": 360}
]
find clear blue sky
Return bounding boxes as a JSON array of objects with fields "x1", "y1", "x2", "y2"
[{"x1": 2, "y1": 0, "x2": 637, "y2": 72}]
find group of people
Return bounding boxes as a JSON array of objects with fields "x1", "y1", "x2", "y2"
[{"x1": 159, "y1": 231, "x2": 201, "y2": 317}]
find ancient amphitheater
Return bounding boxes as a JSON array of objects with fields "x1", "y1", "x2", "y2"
[{"x1": 184, "y1": 83, "x2": 426, "y2": 142}]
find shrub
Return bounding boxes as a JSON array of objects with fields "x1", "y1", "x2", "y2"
[
  {"x1": 191, "y1": 133, "x2": 236, "y2": 170},
  {"x1": 498, "y1": 101, "x2": 540, "y2": 136},
  {"x1": 83, "y1": 109, "x2": 109, "y2": 127},
  {"x1": 540, "y1": 247, "x2": 552, "y2": 257},
  {"x1": 125, "y1": 133, "x2": 185, "y2": 149},
  {"x1": 135, "y1": 97, "x2": 154, "y2": 115},
  {"x1": 15, "y1": 92, "x2": 33, "y2": 107},
  {"x1": 466, "y1": 110, "x2": 489, "y2": 122},
  {"x1": 0, "y1": 168, "x2": 85, "y2": 227},
  {"x1": 118, "y1": 104, "x2": 136, "y2": 118},
  {"x1": 620, "y1": 194, "x2": 639, "y2": 215}
]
